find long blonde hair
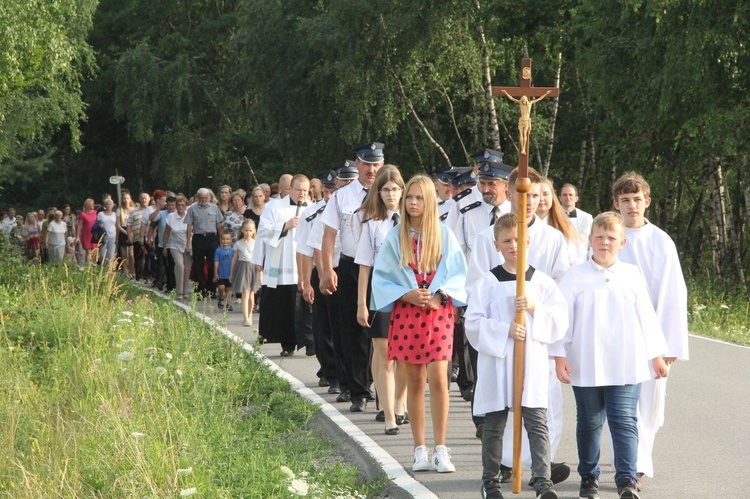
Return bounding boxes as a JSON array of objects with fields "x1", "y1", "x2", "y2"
[{"x1": 399, "y1": 175, "x2": 441, "y2": 272}]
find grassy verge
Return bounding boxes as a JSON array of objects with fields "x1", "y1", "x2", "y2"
[
  {"x1": 687, "y1": 278, "x2": 750, "y2": 346},
  {"x1": 0, "y1": 255, "x2": 385, "y2": 497}
]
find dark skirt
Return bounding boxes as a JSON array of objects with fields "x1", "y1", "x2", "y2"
[
  {"x1": 258, "y1": 285, "x2": 297, "y2": 346},
  {"x1": 366, "y1": 310, "x2": 390, "y2": 339}
]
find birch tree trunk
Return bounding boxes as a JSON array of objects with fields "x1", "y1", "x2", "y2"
[
  {"x1": 477, "y1": 15, "x2": 501, "y2": 151},
  {"x1": 577, "y1": 139, "x2": 587, "y2": 199},
  {"x1": 707, "y1": 156, "x2": 724, "y2": 280},
  {"x1": 541, "y1": 52, "x2": 562, "y2": 178},
  {"x1": 718, "y1": 159, "x2": 746, "y2": 291}
]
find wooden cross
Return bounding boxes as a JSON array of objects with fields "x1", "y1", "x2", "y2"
[{"x1": 492, "y1": 57, "x2": 559, "y2": 495}]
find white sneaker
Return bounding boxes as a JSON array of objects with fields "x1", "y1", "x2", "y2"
[
  {"x1": 412, "y1": 445, "x2": 431, "y2": 472},
  {"x1": 432, "y1": 445, "x2": 456, "y2": 473}
]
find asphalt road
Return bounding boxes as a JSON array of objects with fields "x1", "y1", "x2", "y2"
[{"x1": 191, "y1": 298, "x2": 749, "y2": 498}]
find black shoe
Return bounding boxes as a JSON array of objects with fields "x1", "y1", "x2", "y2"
[
  {"x1": 349, "y1": 399, "x2": 367, "y2": 412},
  {"x1": 476, "y1": 423, "x2": 485, "y2": 440},
  {"x1": 305, "y1": 344, "x2": 315, "y2": 356},
  {"x1": 384, "y1": 426, "x2": 400, "y2": 436},
  {"x1": 335, "y1": 390, "x2": 351, "y2": 403},
  {"x1": 550, "y1": 462, "x2": 570, "y2": 485},
  {"x1": 451, "y1": 366, "x2": 459, "y2": 382},
  {"x1": 617, "y1": 479, "x2": 640, "y2": 499},
  {"x1": 579, "y1": 475, "x2": 600, "y2": 499},
  {"x1": 481, "y1": 484, "x2": 504, "y2": 499},
  {"x1": 328, "y1": 382, "x2": 341, "y2": 394},
  {"x1": 535, "y1": 483, "x2": 558, "y2": 499},
  {"x1": 460, "y1": 387, "x2": 474, "y2": 401},
  {"x1": 499, "y1": 464, "x2": 512, "y2": 483},
  {"x1": 395, "y1": 412, "x2": 409, "y2": 425},
  {"x1": 375, "y1": 410, "x2": 385, "y2": 422},
  {"x1": 318, "y1": 377, "x2": 330, "y2": 387},
  {"x1": 280, "y1": 349, "x2": 294, "y2": 357}
]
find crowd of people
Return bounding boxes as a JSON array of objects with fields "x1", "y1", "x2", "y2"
[{"x1": 0, "y1": 143, "x2": 688, "y2": 499}]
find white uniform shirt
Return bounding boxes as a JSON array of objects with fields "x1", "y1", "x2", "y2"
[
  {"x1": 619, "y1": 221, "x2": 689, "y2": 360},
  {"x1": 443, "y1": 185, "x2": 482, "y2": 231},
  {"x1": 438, "y1": 198, "x2": 454, "y2": 222},
  {"x1": 466, "y1": 215, "x2": 569, "y2": 295},
  {"x1": 354, "y1": 211, "x2": 399, "y2": 267},
  {"x1": 320, "y1": 180, "x2": 367, "y2": 258},
  {"x1": 454, "y1": 198, "x2": 511, "y2": 255},
  {"x1": 294, "y1": 199, "x2": 326, "y2": 258},
  {"x1": 466, "y1": 266, "x2": 568, "y2": 413},
  {"x1": 550, "y1": 259, "x2": 668, "y2": 387}
]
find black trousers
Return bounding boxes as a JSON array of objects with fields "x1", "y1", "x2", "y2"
[
  {"x1": 294, "y1": 289, "x2": 314, "y2": 350},
  {"x1": 325, "y1": 268, "x2": 349, "y2": 391},
  {"x1": 191, "y1": 233, "x2": 217, "y2": 295},
  {"x1": 312, "y1": 269, "x2": 337, "y2": 381},
  {"x1": 337, "y1": 256, "x2": 372, "y2": 402}
]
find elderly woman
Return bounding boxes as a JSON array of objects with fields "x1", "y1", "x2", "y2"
[
  {"x1": 46, "y1": 210, "x2": 67, "y2": 264},
  {"x1": 222, "y1": 191, "x2": 246, "y2": 241}
]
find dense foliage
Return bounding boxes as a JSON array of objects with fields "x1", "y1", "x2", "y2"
[{"x1": 0, "y1": 0, "x2": 748, "y2": 290}]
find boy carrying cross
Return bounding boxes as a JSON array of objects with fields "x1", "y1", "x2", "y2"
[{"x1": 465, "y1": 213, "x2": 569, "y2": 499}]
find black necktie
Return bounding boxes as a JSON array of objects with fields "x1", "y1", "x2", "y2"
[
  {"x1": 392, "y1": 213, "x2": 400, "y2": 227},
  {"x1": 489, "y1": 206, "x2": 499, "y2": 226},
  {"x1": 362, "y1": 188, "x2": 369, "y2": 203},
  {"x1": 567, "y1": 209, "x2": 577, "y2": 218}
]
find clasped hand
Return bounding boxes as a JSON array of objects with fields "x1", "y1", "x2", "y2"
[{"x1": 402, "y1": 288, "x2": 439, "y2": 310}]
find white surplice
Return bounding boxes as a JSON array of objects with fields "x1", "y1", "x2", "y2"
[{"x1": 256, "y1": 195, "x2": 301, "y2": 287}]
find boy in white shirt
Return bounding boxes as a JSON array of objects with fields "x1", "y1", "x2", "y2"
[
  {"x1": 552, "y1": 212, "x2": 669, "y2": 499},
  {"x1": 466, "y1": 213, "x2": 568, "y2": 499}
]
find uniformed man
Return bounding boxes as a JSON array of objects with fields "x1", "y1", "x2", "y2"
[
  {"x1": 559, "y1": 183, "x2": 594, "y2": 242},
  {"x1": 443, "y1": 148, "x2": 503, "y2": 231},
  {"x1": 319, "y1": 143, "x2": 384, "y2": 413},
  {"x1": 435, "y1": 166, "x2": 472, "y2": 223},
  {"x1": 296, "y1": 170, "x2": 340, "y2": 389}
]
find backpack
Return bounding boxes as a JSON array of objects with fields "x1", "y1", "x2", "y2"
[{"x1": 91, "y1": 220, "x2": 106, "y2": 245}]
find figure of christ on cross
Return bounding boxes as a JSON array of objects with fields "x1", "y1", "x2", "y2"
[{"x1": 501, "y1": 90, "x2": 551, "y2": 156}]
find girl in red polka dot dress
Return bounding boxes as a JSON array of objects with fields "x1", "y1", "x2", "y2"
[{"x1": 371, "y1": 175, "x2": 468, "y2": 474}]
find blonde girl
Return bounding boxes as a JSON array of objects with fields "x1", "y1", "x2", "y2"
[
  {"x1": 230, "y1": 218, "x2": 261, "y2": 326},
  {"x1": 371, "y1": 175, "x2": 467, "y2": 473}
]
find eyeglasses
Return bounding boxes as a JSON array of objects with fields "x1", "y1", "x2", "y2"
[{"x1": 380, "y1": 187, "x2": 402, "y2": 194}]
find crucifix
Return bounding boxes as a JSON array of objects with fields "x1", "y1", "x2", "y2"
[{"x1": 492, "y1": 58, "x2": 559, "y2": 495}]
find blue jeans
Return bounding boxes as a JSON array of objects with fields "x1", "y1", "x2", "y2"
[{"x1": 572, "y1": 384, "x2": 641, "y2": 488}]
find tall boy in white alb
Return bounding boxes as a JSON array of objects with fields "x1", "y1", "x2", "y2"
[{"x1": 611, "y1": 173, "x2": 688, "y2": 483}]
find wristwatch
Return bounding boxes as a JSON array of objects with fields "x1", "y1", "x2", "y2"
[{"x1": 436, "y1": 289, "x2": 448, "y2": 306}]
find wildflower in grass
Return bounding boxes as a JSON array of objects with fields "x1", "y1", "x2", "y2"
[
  {"x1": 288, "y1": 478, "x2": 309, "y2": 496},
  {"x1": 118, "y1": 351, "x2": 134, "y2": 362},
  {"x1": 693, "y1": 304, "x2": 706, "y2": 312},
  {"x1": 121, "y1": 311, "x2": 134, "y2": 317},
  {"x1": 143, "y1": 316, "x2": 155, "y2": 324},
  {"x1": 720, "y1": 304, "x2": 729, "y2": 310},
  {"x1": 123, "y1": 339, "x2": 135, "y2": 346},
  {"x1": 141, "y1": 321, "x2": 153, "y2": 327},
  {"x1": 280, "y1": 466, "x2": 295, "y2": 479},
  {"x1": 180, "y1": 488, "x2": 197, "y2": 497},
  {"x1": 144, "y1": 347, "x2": 157, "y2": 355},
  {"x1": 176, "y1": 369, "x2": 183, "y2": 377},
  {"x1": 131, "y1": 432, "x2": 146, "y2": 439},
  {"x1": 118, "y1": 318, "x2": 133, "y2": 324},
  {"x1": 155, "y1": 366, "x2": 167, "y2": 375},
  {"x1": 177, "y1": 467, "x2": 193, "y2": 475},
  {"x1": 93, "y1": 358, "x2": 102, "y2": 364},
  {"x1": 165, "y1": 353, "x2": 173, "y2": 361}
]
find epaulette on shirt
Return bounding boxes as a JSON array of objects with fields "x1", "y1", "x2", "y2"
[
  {"x1": 453, "y1": 189, "x2": 472, "y2": 203},
  {"x1": 305, "y1": 204, "x2": 327, "y2": 222},
  {"x1": 460, "y1": 200, "x2": 482, "y2": 214},
  {"x1": 439, "y1": 211, "x2": 450, "y2": 221}
]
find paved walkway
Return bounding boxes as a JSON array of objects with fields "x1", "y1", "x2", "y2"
[{"x1": 179, "y1": 296, "x2": 748, "y2": 498}]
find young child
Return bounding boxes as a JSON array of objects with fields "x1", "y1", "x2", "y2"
[
  {"x1": 465, "y1": 213, "x2": 568, "y2": 499},
  {"x1": 611, "y1": 172, "x2": 688, "y2": 490},
  {"x1": 230, "y1": 219, "x2": 261, "y2": 326},
  {"x1": 214, "y1": 231, "x2": 235, "y2": 311},
  {"x1": 551, "y1": 212, "x2": 669, "y2": 499}
]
